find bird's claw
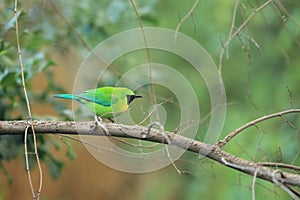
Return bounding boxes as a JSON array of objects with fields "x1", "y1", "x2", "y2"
[{"x1": 94, "y1": 116, "x2": 110, "y2": 136}]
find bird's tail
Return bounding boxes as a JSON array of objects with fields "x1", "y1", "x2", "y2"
[{"x1": 53, "y1": 94, "x2": 81, "y2": 101}]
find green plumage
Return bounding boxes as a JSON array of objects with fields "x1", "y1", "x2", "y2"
[{"x1": 53, "y1": 87, "x2": 142, "y2": 118}]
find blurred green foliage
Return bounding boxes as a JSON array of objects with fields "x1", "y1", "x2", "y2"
[
  {"x1": 1, "y1": 0, "x2": 300, "y2": 199},
  {"x1": 0, "y1": 0, "x2": 74, "y2": 181}
]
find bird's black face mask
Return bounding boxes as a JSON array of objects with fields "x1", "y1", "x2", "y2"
[{"x1": 126, "y1": 95, "x2": 142, "y2": 105}]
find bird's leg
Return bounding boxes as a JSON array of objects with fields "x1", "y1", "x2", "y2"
[
  {"x1": 144, "y1": 121, "x2": 181, "y2": 174},
  {"x1": 108, "y1": 118, "x2": 114, "y2": 123},
  {"x1": 142, "y1": 122, "x2": 160, "y2": 138},
  {"x1": 144, "y1": 122, "x2": 171, "y2": 143},
  {"x1": 94, "y1": 115, "x2": 110, "y2": 136}
]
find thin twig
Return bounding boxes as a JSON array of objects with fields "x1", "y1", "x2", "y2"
[
  {"x1": 129, "y1": 0, "x2": 151, "y2": 64},
  {"x1": 218, "y1": 0, "x2": 273, "y2": 71},
  {"x1": 252, "y1": 167, "x2": 259, "y2": 200},
  {"x1": 49, "y1": 0, "x2": 140, "y2": 88},
  {"x1": 227, "y1": 0, "x2": 239, "y2": 59},
  {"x1": 286, "y1": 86, "x2": 294, "y2": 109},
  {"x1": 238, "y1": 6, "x2": 261, "y2": 110},
  {"x1": 146, "y1": 121, "x2": 182, "y2": 174},
  {"x1": 275, "y1": 0, "x2": 300, "y2": 28},
  {"x1": 174, "y1": 0, "x2": 200, "y2": 40},
  {"x1": 129, "y1": 0, "x2": 160, "y2": 122},
  {"x1": 48, "y1": 0, "x2": 106, "y2": 66},
  {"x1": 49, "y1": 0, "x2": 92, "y2": 50},
  {"x1": 138, "y1": 97, "x2": 173, "y2": 125},
  {"x1": 24, "y1": 126, "x2": 35, "y2": 198},
  {"x1": 280, "y1": 115, "x2": 296, "y2": 129},
  {"x1": 258, "y1": 162, "x2": 300, "y2": 171},
  {"x1": 14, "y1": 1, "x2": 42, "y2": 199},
  {"x1": 218, "y1": 0, "x2": 239, "y2": 70},
  {"x1": 217, "y1": 109, "x2": 300, "y2": 147}
]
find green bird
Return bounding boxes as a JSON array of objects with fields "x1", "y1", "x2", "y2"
[{"x1": 53, "y1": 87, "x2": 142, "y2": 119}]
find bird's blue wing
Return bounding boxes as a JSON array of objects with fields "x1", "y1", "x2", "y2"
[{"x1": 77, "y1": 88, "x2": 118, "y2": 106}]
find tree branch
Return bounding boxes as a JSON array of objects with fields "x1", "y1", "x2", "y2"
[
  {"x1": 217, "y1": 109, "x2": 300, "y2": 147},
  {"x1": 1, "y1": 120, "x2": 300, "y2": 189}
]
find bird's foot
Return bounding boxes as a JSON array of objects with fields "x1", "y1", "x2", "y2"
[
  {"x1": 107, "y1": 118, "x2": 114, "y2": 123},
  {"x1": 94, "y1": 116, "x2": 110, "y2": 136}
]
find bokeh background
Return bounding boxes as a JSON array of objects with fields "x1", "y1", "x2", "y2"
[{"x1": 1, "y1": 0, "x2": 300, "y2": 199}]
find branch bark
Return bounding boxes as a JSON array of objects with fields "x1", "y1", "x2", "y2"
[{"x1": 1, "y1": 120, "x2": 300, "y2": 189}]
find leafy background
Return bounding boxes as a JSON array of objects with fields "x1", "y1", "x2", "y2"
[{"x1": 0, "y1": 0, "x2": 300, "y2": 199}]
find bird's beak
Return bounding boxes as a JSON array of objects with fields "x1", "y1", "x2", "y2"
[
  {"x1": 134, "y1": 95, "x2": 142, "y2": 99},
  {"x1": 126, "y1": 95, "x2": 142, "y2": 105}
]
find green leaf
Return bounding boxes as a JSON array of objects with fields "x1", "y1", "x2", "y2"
[
  {"x1": 0, "y1": 135, "x2": 22, "y2": 161},
  {"x1": 38, "y1": 59, "x2": 55, "y2": 73},
  {"x1": 0, "y1": 70, "x2": 17, "y2": 87},
  {"x1": 66, "y1": 144, "x2": 76, "y2": 160},
  {"x1": 0, "y1": 49, "x2": 8, "y2": 56},
  {"x1": 45, "y1": 155, "x2": 64, "y2": 179}
]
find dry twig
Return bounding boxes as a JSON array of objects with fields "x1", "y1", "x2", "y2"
[
  {"x1": 13, "y1": 1, "x2": 42, "y2": 199},
  {"x1": 174, "y1": 0, "x2": 200, "y2": 40}
]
